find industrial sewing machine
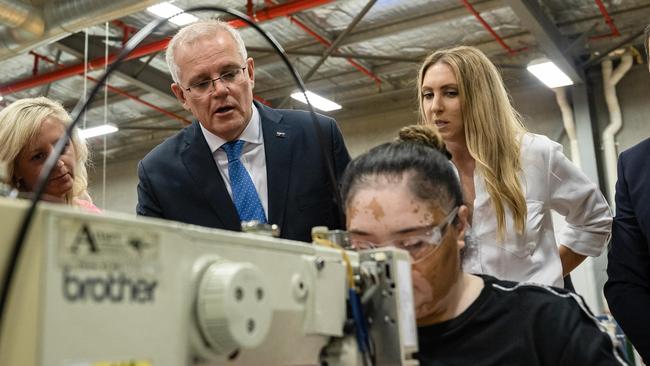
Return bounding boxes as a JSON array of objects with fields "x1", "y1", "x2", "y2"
[{"x1": 0, "y1": 197, "x2": 418, "y2": 365}]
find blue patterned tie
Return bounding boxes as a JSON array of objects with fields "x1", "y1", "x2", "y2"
[{"x1": 221, "y1": 140, "x2": 267, "y2": 223}]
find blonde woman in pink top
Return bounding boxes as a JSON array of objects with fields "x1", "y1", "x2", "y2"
[{"x1": 0, "y1": 97, "x2": 100, "y2": 213}]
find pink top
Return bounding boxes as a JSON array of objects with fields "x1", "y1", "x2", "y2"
[{"x1": 74, "y1": 199, "x2": 102, "y2": 213}]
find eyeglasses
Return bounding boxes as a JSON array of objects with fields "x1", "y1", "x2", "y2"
[
  {"x1": 349, "y1": 206, "x2": 459, "y2": 257},
  {"x1": 184, "y1": 64, "x2": 248, "y2": 99}
]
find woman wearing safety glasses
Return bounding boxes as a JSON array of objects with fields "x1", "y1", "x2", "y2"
[{"x1": 341, "y1": 125, "x2": 625, "y2": 365}]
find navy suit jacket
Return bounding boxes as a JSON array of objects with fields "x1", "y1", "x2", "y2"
[
  {"x1": 136, "y1": 102, "x2": 351, "y2": 243},
  {"x1": 605, "y1": 137, "x2": 650, "y2": 361}
]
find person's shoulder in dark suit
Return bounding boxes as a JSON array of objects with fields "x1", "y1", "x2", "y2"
[
  {"x1": 257, "y1": 104, "x2": 351, "y2": 241},
  {"x1": 135, "y1": 123, "x2": 199, "y2": 218},
  {"x1": 135, "y1": 104, "x2": 351, "y2": 242},
  {"x1": 265, "y1": 105, "x2": 342, "y2": 141},
  {"x1": 605, "y1": 136, "x2": 650, "y2": 362},
  {"x1": 620, "y1": 137, "x2": 650, "y2": 162},
  {"x1": 259, "y1": 103, "x2": 350, "y2": 179}
]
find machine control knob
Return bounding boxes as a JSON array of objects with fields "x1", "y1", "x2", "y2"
[{"x1": 196, "y1": 261, "x2": 272, "y2": 355}]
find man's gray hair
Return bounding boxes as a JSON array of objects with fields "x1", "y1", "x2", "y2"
[{"x1": 165, "y1": 19, "x2": 248, "y2": 85}]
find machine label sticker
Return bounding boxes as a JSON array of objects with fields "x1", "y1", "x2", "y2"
[{"x1": 57, "y1": 218, "x2": 160, "y2": 271}]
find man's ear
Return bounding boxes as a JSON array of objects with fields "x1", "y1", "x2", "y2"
[
  {"x1": 171, "y1": 83, "x2": 190, "y2": 111},
  {"x1": 455, "y1": 205, "x2": 470, "y2": 250},
  {"x1": 246, "y1": 57, "x2": 255, "y2": 89}
]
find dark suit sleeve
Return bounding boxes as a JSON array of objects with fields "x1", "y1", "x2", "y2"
[
  {"x1": 329, "y1": 118, "x2": 351, "y2": 181},
  {"x1": 605, "y1": 153, "x2": 650, "y2": 361},
  {"x1": 136, "y1": 160, "x2": 163, "y2": 218}
]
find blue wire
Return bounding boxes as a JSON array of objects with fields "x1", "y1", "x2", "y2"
[{"x1": 349, "y1": 288, "x2": 371, "y2": 354}]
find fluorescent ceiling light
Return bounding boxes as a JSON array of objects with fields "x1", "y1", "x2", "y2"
[
  {"x1": 78, "y1": 124, "x2": 118, "y2": 139},
  {"x1": 526, "y1": 60, "x2": 574, "y2": 88},
  {"x1": 290, "y1": 91, "x2": 342, "y2": 112},
  {"x1": 146, "y1": 2, "x2": 198, "y2": 26},
  {"x1": 169, "y1": 13, "x2": 198, "y2": 26}
]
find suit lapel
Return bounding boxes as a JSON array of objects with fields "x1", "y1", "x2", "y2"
[
  {"x1": 181, "y1": 121, "x2": 241, "y2": 230},
  {"x1": 258, "y1": 102, "x2": 294, "y2": 231}
]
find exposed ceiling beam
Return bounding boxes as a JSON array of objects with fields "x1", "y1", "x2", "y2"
[
  {"x1": 96, "y1": 133, "x2": 174, "y2": 159},
  {"x1": 556, "y1": 3, "x2": 650, "y2": 27},
  {"x1": 255, "y1": 0, "x2": 504, "y2": 65},
  {"x1": 62, "y1": 86, "x2": 146, "y2": 111},
  {"x1": 256, "y1": 61, "x2": 417, "y2": 101},
  {"x1": 54, "y1": 33, "x2": 176, "y2": 103},
  {"x1": 503, "y1": 0, "x2": 583, "y2": 83},
  {"x1": 247, "y1": 47, "x2": 419, "y2": 63},
  {"x1": 303, "y1": 0, "x2": 377, "y2": 81},
  {"x1": 338, "y1": 0, "x2": 503, "y2": 48},
  {"x1": 256, "y1": 31, "x2": 536, "y2": 103},
  {"x1": 333, "y1": 96, "x2": 416, "y2": 121},
  {"x1": 117, "y1": 108, "x2": 187, "y2": 127}
]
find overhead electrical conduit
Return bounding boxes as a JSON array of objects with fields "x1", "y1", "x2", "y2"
[
  {"x1": 0, "y1": 0, "x2": 335, "y2": 95},
  {"x1": 0, "y1": 0, "x2": 44, "y2": 43},
  {"x1": 0, "y1": 0, "x2": 162, "y2": 60},
  {"x1": 601, "y1": 51, "x2": 633, "y2": 208}
]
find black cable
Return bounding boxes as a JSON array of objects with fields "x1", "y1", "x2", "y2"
[{"x1": 0, "y1": 5, "x2": 343, "y2": 337}]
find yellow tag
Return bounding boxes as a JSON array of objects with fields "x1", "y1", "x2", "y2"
[{"x1": 92, "y1": 361, "x2": 151, "y2": 366}]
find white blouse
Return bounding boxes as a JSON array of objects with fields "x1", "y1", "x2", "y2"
[{"x1": 461, "y1": 133, "x2": 612, "y2": 287}]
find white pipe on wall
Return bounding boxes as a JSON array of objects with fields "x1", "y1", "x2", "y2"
[
  {"x1": 553, "y1": 88, "x2": 602, "y2": 315},
  {"x1": 602, "y1": 52, "x2": 633, "y2": 208},
  {"x1": 553, "y1": 87, "x2": 581, "y2": 169}
]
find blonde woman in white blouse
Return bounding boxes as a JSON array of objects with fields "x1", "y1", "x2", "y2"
[{"x1": 416, "y1": 46, "x2": 611, "y2": 287}]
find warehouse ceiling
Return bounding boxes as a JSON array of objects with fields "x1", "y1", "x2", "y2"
[{"x1": 0, "y1": 0, "x2": 649, "y2": 162}]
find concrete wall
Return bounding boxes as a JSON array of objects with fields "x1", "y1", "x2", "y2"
[
  {"x1": 339, "y1": 105, "x2": 419, "y2": 158},
  {"x1": 88, "y1": 158, "x2": 139, "y2": 214}
]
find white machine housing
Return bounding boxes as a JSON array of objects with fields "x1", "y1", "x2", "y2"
[{"x1": 0, "y1": 197, "x2": 418, "y2": 365}]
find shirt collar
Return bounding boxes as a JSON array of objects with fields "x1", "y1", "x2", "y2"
[{"x1": 199, "y1": 103, "x2": 262, "y2": 154}]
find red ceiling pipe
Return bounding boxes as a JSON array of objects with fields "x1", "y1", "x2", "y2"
[
  {"x1": 459, "y1": 0, "x2": 526, "y2": 56},
  {"x1": 95, "y1": 79, "x2": 191, "y2": 125},
  {"x1": 247, "y1": 0, "x2": 254, "y2": 18},
  {"x1": 1, "y1": 38, "x2": 170, "y2": 94},
  {"x1": 590, "y1": 0, "x2": 620, "y2": 40},
  {"x1": 32, "y1": 52, "x2": 42, "y2": 75},
  {"x1": 289, "y1": 16, "x2": 330, "y2": 46},
  {"x1": 288, "y1": 15, "x2": 382, "y2": 86},
  {"x1": 112, "y1": 19, "x2": 138, "y2": 46},
  {"x1": 254, "y1": 95, "x2": 271, "y2": 106},
  {"x1": 30, "y1": 51, "x2": 191, "y2": 125},
  {"x1": 0, "y1": 0, "x2": 335, "y2": 95},
  {"x1": 229, "y1": 0, "x2": 333, "y2": 27}
]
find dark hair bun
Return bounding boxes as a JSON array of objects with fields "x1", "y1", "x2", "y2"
[{"x1": 397, "y1": 124, "x2": 451, "y2": 158}]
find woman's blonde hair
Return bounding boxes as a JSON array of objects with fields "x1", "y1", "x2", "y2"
[
  {"x1": 417, "y1": 46, "x2": 527, "y2": 239},
  {"x1": 0, "y1": 97, "x2": 91, "y2": 205}
]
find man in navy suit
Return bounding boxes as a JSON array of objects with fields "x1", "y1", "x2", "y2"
[
  {"x1": 604, "y1": 24, "x2": 650, "y2": 362},
  {"x1": 136, "y1": 20, "x2": 350, "y2": 243}
]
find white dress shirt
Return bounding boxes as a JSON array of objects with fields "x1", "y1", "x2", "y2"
[
  {"x1": 462, "y1": 133, "x2": 612, "y2": 287},
  {"x1": 199, "y1": 104, "x2": 269, "y2": 218}
]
